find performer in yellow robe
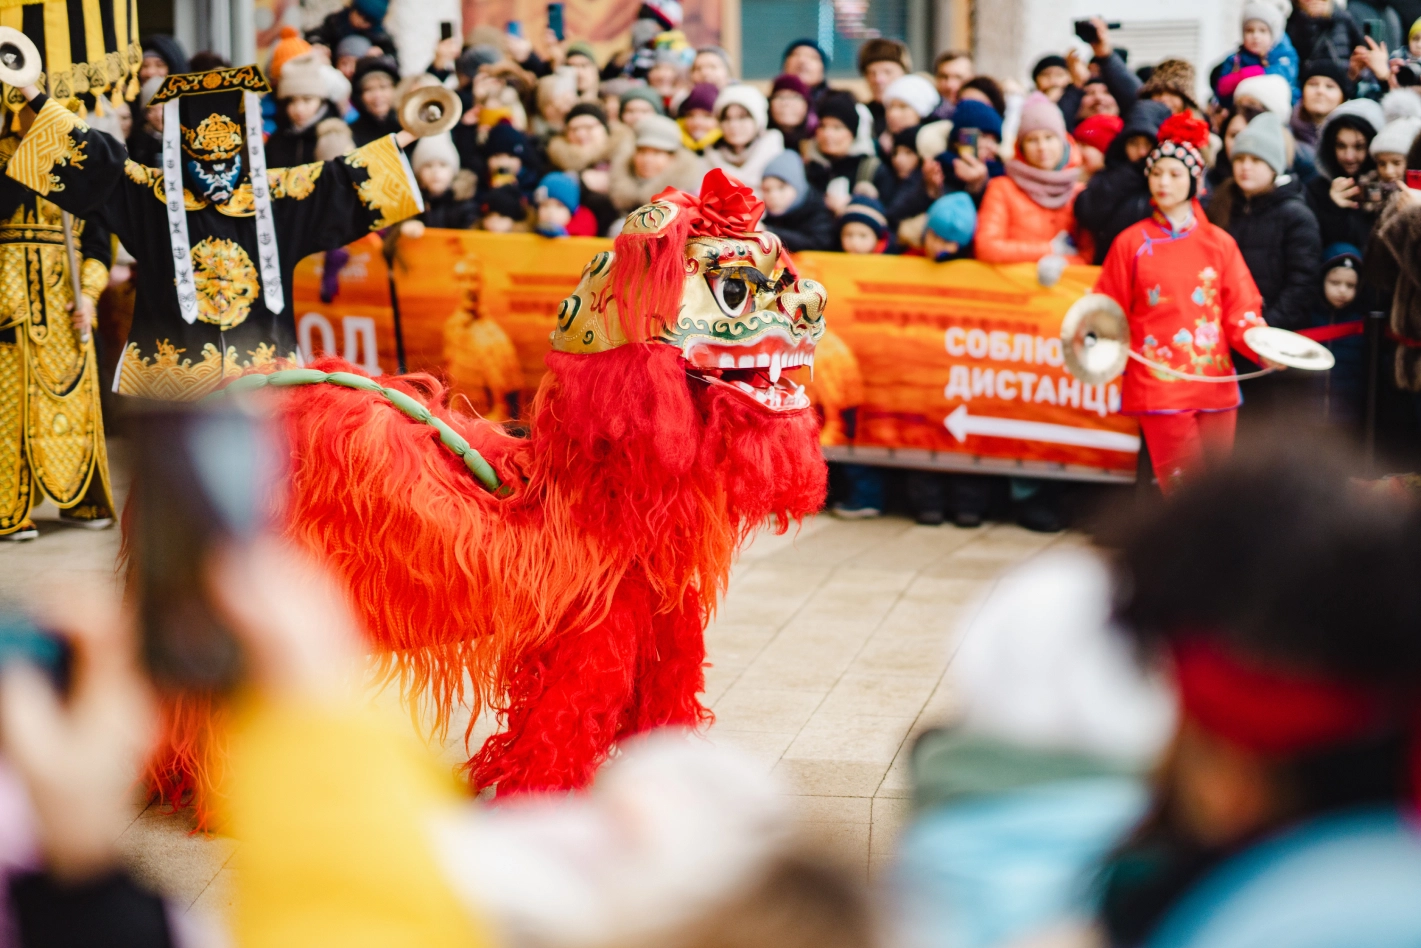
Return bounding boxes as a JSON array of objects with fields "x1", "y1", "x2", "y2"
[{"x1": 0, "y1": 92, "x2": 124, "y2": 540}]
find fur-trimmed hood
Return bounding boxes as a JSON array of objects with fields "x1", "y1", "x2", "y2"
[
  {"x1": 609, "y1": 147, "x2": 708, "y2": 214},
  {"x1": 1367, "y1": 196, "x2": 1421, "y2": 390}
]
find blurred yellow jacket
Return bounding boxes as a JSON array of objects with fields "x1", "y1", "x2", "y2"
[{"x1": 223, "y1": 699, "x2": 487, "y2": 948}]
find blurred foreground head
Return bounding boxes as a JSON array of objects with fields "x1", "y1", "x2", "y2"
[
  {"x1": 1101, "y1": 449, "x2": 1421, "y2": 948},
  {"x1": 1110, "y1": 441, "x2": 1421, "y2": 839}
]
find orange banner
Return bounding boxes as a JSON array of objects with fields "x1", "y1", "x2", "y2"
[{"x1": 292, "y1": 231, "x2": 1139, "y2": 483}]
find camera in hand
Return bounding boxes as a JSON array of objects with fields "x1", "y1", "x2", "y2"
[
  {"x1": 1398, "y1": 61, "x2": 1421, "y2": 86},
  {"x1": 131, "y1": 399, "x2": 284, "y2": 692},
  {"x1": 1073, "y1": 19, "x2": 1120, "y2": 45}
]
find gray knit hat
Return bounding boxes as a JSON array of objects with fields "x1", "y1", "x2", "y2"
[{"x1": 1232, "y1": 110, "x2": 1287, "y2": 174}]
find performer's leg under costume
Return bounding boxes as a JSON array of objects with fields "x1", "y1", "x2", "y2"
[{"x1": 1138, "y1": 409, "x2": 1237, "y2": 494}]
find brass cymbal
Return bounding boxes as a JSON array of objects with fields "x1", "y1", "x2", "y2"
[
  {"x1": 399, "y1": 85, "x2": 462, "y2": 138},
  {"x1": 1061, "y1": 293, "x2": 1130, "y2": 385},
  {"x1": 0, "y1": 27, "x2": 42, "y2": 90}
]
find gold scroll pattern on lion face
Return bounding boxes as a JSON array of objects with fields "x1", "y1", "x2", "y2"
[{"x1": 549, "y1": 201, "x2": 826, "y2": 413}]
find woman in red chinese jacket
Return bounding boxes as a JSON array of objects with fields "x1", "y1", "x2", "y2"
[{"x1": 1094, "y1": 113, "x2": 1268, "y2": 493}]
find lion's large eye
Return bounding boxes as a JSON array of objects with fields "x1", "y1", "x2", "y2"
[{"x1": 709, "y1": 273, "x2": 753, "y2": 317}]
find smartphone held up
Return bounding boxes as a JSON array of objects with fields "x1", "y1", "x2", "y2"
[{"x1": 130, "y1": 398, "x2": 287, "y2": 694}]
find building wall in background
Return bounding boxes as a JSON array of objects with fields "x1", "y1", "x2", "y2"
[{"x1": 976, "y1": 0, "x2": 1242, "y2": 103}]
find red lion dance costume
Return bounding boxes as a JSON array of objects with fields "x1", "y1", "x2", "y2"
[{"x1": 150, "y1": 170, "x2": 829, "y2": 818}]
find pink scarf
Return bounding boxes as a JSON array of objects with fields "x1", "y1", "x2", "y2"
[{"x1": 1004, "y1": 157, "x2": 1080, "y2": 209}]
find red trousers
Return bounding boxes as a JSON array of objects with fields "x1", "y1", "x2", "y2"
[{"x1": 1137, "y1": 409, "x2": 1237, "y2": 495}]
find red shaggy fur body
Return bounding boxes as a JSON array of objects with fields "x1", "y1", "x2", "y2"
[{"x1": 147, "y1": 344, "x2": 825, "y2": 814}]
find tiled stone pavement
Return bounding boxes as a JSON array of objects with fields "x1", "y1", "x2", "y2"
[{"x1": 0, "y1": 473, "x2": 1078, "y2": 923}]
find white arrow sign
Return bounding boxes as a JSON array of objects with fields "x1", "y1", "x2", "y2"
[{"x1": 944, "y1": 405, "x2": 1140, "y2": 453}]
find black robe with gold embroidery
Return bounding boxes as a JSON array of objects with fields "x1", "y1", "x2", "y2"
[
  {"x1": 0, "y1": 96, "x2": 125, "y2": 534},
  {"x1": 98, "y1": 133, "x2": 420, "y2": 400}
]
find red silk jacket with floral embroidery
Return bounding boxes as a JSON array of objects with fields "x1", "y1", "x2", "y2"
[{"x1": 1094, "y1": 204, "x2": 1266, "y2": 414}]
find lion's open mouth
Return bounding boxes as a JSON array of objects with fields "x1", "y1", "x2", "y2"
[{"x1": 681, "y1": 332, "x2": 813, "y2": 412}]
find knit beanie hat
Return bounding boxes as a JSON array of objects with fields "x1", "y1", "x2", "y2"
[
  {"x1": 1241, "y1": 0, "x2": 1286, "y2": 45},
  {"x1": 1032, "y1": 54, "x2": 1069, "y2": 81},
  {"x1": 536, "y1": 171, "x2": 581, "y2": 212},
  {"x1": 678, "y1": 82, "x2": 719, "y2": 115},
  {"x1": 1233, "y1": 73, "x2": 1292, "y2": 118},
  {"x1": 883, "y1": 74, "x2": 941, "y2": 119},
  {"x1": 620, "y1": 85, "x2": 667, "y2": 117},
  {"x1": 714, "y1": 83, "x2": 769, "y2": 132},
  {"x1": 1073, "y1": 113, "x2": 1124, "y2": 153},
  {"x1": 1232, "y1": 110, "x2": 1288, "y2": 173},
  {"x1": 817, "y1": 91, "x2": 861, "y2": 136},
  {"x1": 1382, "y1": 89, "x2": 1421, "y2": 124},
  {"x1": 566, "y1": 41, "x2": 599, "y2": 66},
  {"x1": 926, "y1": 192, "x2": 977, "y2": 246},
  {"x1": 1017, "y1": 91, "x2": 1067, "y2": 139},
  {"x1": 770, "y1": 73, "x2": 814, "y2": 102},
  {"x1": 278, "y1": 52, "x2": 329, "y2": 99},
  {"x1": 762, "y1": 149, "x2": 809, "y2": 209},
  {"x1": 1138, "y1": 58, "x2": 1198, "y2": 110},
  {"x1": 412, "y1": 133, "x2": 460, "y2": 174},
  {"x1": 267, "y1": 25, "x2": 311, "y2": 82},
  {"x1": 314, "y1": 117, "x2": 355, "y2": 160},
  {"x1": 1147, "y1": 111, "x2": 1211, "y2": 182},
  {"x1": 782, "y1": 38, "x2": 830, "y2": 68},
  {"x1": 839, "y1": 195, "x2": 889, "y2": 238},
  {"x1": 892, "y1": 124, "x2": 923, "y2": 152},
  {"x1": 351, "y1": 0, "x2": 389, "y2": 25},
  {"x1": 635, "y1": 114, "x2": 683, "y2": 152},
  {"x1": 1412, "y1": 15, "x2": 1421, "y2": 41},
  {"x1": 950, "y1": 98, "x2": 1003, "y2": 138},
  {"x1": 1321, "y1": 242, "x2": 1363, "y2": 281},
  {"x1": 1300, "y1": 58, "x2": 1356, "y2": 101},
  {"x1": 1371, "y1": 116, "x2": 1421, "y2": 157},
  {"x1": 857, "y1": 38, "x2": 910, "y2": 74},
  {"x1": 335, "y1": 35, "x2": 372, "y2": 60},
  {"x1": 566, "y1": 102, "x2": 609, "y2": 129},
  {"x1": 485, "y1": 121, "x2": 530, "y2": 159},
  {"x1": 481, "y1": 184, "x2": 527, "y2": 220}
]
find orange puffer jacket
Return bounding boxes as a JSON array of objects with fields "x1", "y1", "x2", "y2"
[{"x1": 974, "y1": 175, "x2": 1095, "y2": 265}]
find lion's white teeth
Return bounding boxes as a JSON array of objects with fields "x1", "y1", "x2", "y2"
[
  {"x1": 756, "y1": 353, "x2": 771, "y2": 368},
  {"x1": 719, "y1": 354, "x2": 737, "y2": 369},
  {"x1": 738, "y1": 354, "x2": 755, "y2": 368},
  {"x1": 769, "y1": 352, "x2": 782, "y2": 384}
]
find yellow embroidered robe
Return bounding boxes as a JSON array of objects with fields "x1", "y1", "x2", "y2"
[{"x1": 0, "y1": 102, "x2": 121, "y2": 534}]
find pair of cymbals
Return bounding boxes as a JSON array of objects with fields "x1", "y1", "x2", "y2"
[
  {"x1": 1059, "y1": 293, "x2": 1335, "y2": 385},
  {"x1": 0, "y1": 27, "x2": 41, "y2": 89}
]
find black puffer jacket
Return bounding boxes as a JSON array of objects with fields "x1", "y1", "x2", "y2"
[
  {"x1": 1206, "y1": 176, "x2": 1322, "y2": 330},
  {"x1": 1304, "y1": 102, "x2": 1381, "y2": 249},
  {"x1": 1075, "y1": 100, "x2": 1170, "y2": 259},
  {"x1": 1287, "y1": 9, "x2": 1364, "y2": 72},
  {"x1": 419, "y1": 189, "x2": 478, "y2": 229},
  {"x1": 763, "y1": 191, "x2": 836, "y2": 252}
]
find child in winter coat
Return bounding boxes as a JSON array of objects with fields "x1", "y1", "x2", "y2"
[
  {"x1": 1215, "y1": 1, "x2": 1301, "y2": 106},
  {"x1": 478, "y1": 185, "x2": 531, "y2": 233},
  {"x1": 881, "y1": 126, "x2": 931, "y2": 228},
  {"x1": 975, "y1": 93, "x2": 1094, "y2": 264},
  {"x1": 760, "y1": 151, "x2": 835, "y2": 252},
  {"x1": 1311, "y1": 244, "x2": 1368, "y2": 429},
  {"x1": 1305, "y1": 97, "x2": 1384, "y2": 249},
  {"x1": 926, "y1": 99, "x2": 1006, "y2": 205},
  {"x1": 837, "y1": 196, "x2": 894, "y2": 254},
  {"x1": 1206, "y1": 111, "x2": 1321, "y2": 332},
  {"x1": 922, "y1": 193, "x2": 977, "y2": 260},
  {"x1": 403, "y1": 134, "x2": 478, "y2": 234},
  {"x1": 704, "y1": 84, "x2": 785, "y2": 195},
  {"x1": 1357, "y1": 116, "x2": 1421, "y2": 217},
  {"x1": 534, "y1": 172, "x2": 598, "y2": 237}
]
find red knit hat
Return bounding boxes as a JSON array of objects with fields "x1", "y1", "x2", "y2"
[
  {"x1": 1073, "y1": 114, "x2": 1123, "y2": 154},
  {"x1": 1146, "y1": 112, "x2": 1210, "y2": 181}
]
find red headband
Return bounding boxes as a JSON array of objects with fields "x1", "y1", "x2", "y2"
[{"x1": 1172, "y1": 638, "x2": 1388, "y2": 756}]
